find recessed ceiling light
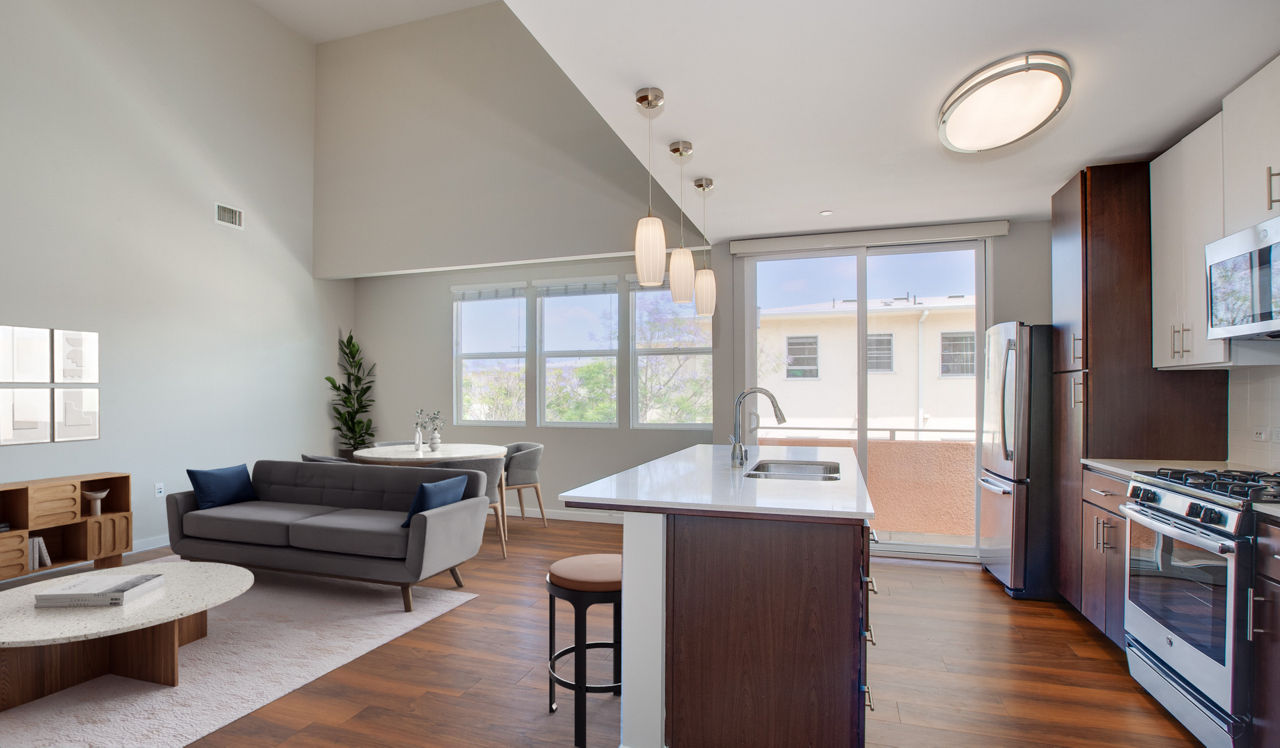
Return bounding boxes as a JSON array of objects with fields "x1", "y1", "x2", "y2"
[
  {"x1": 819, "y1": 210, "x2": 833, "y2": 216},
  {"x1": 938, "y1": 51, "x2": 1071, "y2": 153}
]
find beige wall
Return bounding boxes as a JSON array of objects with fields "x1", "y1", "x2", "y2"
[
  {"x1": 351, "y1": 248, "x2": 735, "y2": 515},
  {"x1": 756, "y1": 307, "x2": 977, "y2": 435},
  {"x1": 313, "y1": 2, "x2": 698, "y2": 279},
  {"x1": 0, "y1": 0, "x2": 354, "y2": 546}
]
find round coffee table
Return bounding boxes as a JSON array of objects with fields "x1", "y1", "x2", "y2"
[{"x1": 0, "y1": 561, "x2": 253, "y2": 710}]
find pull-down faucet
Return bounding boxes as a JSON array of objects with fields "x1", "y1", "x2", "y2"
[{"x1": 731, "y1": 387, "x2": 787, "y2": 466}]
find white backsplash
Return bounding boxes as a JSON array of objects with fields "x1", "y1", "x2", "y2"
[{"x1": 1228, "y1": 367, "x2": 1280, "y2": 470}]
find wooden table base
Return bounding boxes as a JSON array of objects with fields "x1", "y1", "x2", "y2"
[{"x1": 0, "y1": 610, "x2": 207, "y2": 710}]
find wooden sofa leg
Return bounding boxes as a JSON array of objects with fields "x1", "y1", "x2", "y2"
[
  {"x1": 401, "y1": 584, "x2": 414, "y2": 612},
  {"x1": 450, "y1": 567, "x2": 464, "y2": 587}
]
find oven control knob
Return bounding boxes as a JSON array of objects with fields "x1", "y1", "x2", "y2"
[
  {"x1": 1128, "y1": 485, "x2": 1143, "y2": 499},
  {"x1": 1140, "y1": 488, "x2": 1158, "y2": 502},
  {"x1": 1186, "y1": 503, "x2": 1204, "y2": 519},
  {"x1": 1201, "y1": 508, "x2": 1222, "y2": 525}
]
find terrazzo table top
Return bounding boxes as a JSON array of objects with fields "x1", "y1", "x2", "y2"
[
  {"x1": 0, "y1": 561, "x2": 253, "y2": 647},
  {"x1": 353, "y1": 443, "x2": 507, "y2": 464}
]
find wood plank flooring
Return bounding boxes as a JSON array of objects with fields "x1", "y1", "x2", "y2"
[{"x1": 114, "y1": 519, "x2": 1195, "y2": 747}]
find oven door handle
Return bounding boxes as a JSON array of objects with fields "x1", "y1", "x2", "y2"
[{"x1": 1119, "y1": 504, "x2": 1237, "y2": 555}]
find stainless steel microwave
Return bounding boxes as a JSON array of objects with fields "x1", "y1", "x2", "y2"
[{"x1": 1206, "y1": 214, "x2": 1280, "y2": 340}]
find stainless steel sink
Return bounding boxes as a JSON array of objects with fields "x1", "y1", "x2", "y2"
[{"x1": 744, "y1": 460, "x2": 841, "y2": 481}]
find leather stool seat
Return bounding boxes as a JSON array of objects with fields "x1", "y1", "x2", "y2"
[{"x1": 548, "y1": 553, "x2": 621, "y2": 592}]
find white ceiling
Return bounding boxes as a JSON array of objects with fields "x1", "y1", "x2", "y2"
[
  {"x1": 504, "y1": 0, "x2": 1280, "y2": 241},
  {"x1": 252, "y1": 0, "x2": 491, "y2": 42}
]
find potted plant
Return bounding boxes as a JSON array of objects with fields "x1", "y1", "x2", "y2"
[
  {"x1": 416, "y1": 409, "x2": 444, "y2": 451},
  {"x1": 325, "y1": 331, "x2": 376, "y2": 458}
]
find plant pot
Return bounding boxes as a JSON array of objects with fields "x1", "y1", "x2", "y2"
[{"x1": 337, "y1": 448, "x2": 354, "y2": 460}]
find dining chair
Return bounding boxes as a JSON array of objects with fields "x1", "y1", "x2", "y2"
[
  {"x1": 504, "y1": 442, "x2": 547, "y2": 527},
  {"x1": 433, "y1": 456, "x2": 508, "y2": 558}
]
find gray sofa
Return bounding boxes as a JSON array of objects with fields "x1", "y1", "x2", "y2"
[{"x1": 166, "y1": 460, "x2": 489, "y2": 611}]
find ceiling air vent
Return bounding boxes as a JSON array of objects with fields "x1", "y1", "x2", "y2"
[{"x1": 215, "y1": 204, "x2": 243, "y2": 229}]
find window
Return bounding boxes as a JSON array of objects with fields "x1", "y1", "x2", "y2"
[
  {"x1": 633, "y1": 287, "x2": 712, "y2": 426},
  {"x1": 539, "y1": 280, "x2": 618, "y2": 425},
  {"x1": 785, "y1": 336, "x2": 819, "y2": 378},
  {"x1": 941, "y1": 331, "x2": 976, "y2": 376},
  {"x1": 867, "y1": 333, "x2": 894, "y2": 373},
  {"x1": 453, "y1": 286, "x2": 527, "y2": 424}
]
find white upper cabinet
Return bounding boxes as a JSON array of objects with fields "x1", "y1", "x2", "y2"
[
  {"x1": 1150, "y1": 113, "x2": 1229, "y2": 368},
  {"x1": 1223, "y1": 54, "x2": 1280, "y2": 234}
]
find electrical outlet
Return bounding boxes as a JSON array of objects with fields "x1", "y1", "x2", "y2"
[
  {"x1": 1253, "y1": 429, "x2": 1268, "y2": 442},
  {"x1": 154, "y1": 482, "x2": 165, "y2": 498}
]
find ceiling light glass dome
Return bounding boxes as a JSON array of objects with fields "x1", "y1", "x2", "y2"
[{"x1": 938, "y1": 52, "x2": 1071, "y2": 153}]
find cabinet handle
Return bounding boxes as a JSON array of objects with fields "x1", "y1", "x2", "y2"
[
  {"x1": 1101, "y1": 520, "x2": 1113, "y2": 550},
  {"x1": 864, "y1": 625, "x2": 877, "y2": 646},
  {"x1": 1248, "y1": 589, "x2": 1263, "y2": 641},
  {"x1": 1072, "y1": 376, "x2": 1084, "y2": 407},
  {"x1": 863, "y1": 575, "x2": 878, "y2": 594},
  {"x1": 1090, "y1": 488, "x2": 1114, "y2": 497},
  {"x1": 1269, "y1": 166, "x2": 1279, "y2": 210},
  {"x1": 1072, "y1": 334, "x2": 1083, "y2": 362},
  {"x1": 863, "y1": 685, "x2": 875, "y2": 712},
  {"x1": 1181, "y1": 326, "x2": 1192, "y2": 355},
  {"x1": 1094, "y1": 516, "x2": 1101, "y2": 550},
  {"x1": 1171, "y1": 325, "x2": 1180, "y2": 359},
  {"x1": 869, "y1": 528, "x2": 879, "y2": 543}
]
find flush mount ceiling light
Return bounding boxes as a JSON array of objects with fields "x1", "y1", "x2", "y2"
[
  {"x1": 634, "y1": 87, "x2": 667, "y2": 286},
  {"x1": 938, "y1": 51, "x2": 1071, "y2": 153},
  {"x1": 668, "y1": 140, "x2": 695, "y2": 304}
]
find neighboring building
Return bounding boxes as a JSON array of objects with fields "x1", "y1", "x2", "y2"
[{"x1": 756, "y1": 295, "x2": 977, "y2": 441}]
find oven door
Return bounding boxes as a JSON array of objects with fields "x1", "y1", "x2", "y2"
[{"x1": 1120, "y1": 503, "x2": 1240, "y2": 712}]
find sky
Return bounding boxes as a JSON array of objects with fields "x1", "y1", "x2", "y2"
[{"x1": 756, "y1": 248, "x2": 976, "y2": 310}]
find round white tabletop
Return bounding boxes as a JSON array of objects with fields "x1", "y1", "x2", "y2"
[
  {"x1": 352, "y1": 442, "x2": 508, "y2": 465},
  {"x1": 0, "y1": 561, "x2": 253, "y2": 648}
]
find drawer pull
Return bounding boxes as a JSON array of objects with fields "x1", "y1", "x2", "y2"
[
  {"x1": 863, "y1": 575, "x2": 878, "y2": 594},
  {"x1": 863, "y1": 685, "x2": 875, "y2": 712},
  {"x1": 1090, "y1": 488, "x2": 1114, "y2": 496},
  {"x1": 864, "y1": 625, "x2": 876, "y2": 646}
]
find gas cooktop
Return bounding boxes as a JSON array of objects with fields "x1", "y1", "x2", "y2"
[{"x1": 1136, "y1": 468, "x2": 1280, "y2": 505}]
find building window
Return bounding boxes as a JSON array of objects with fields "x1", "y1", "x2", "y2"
[
  {"x1": 538, "y1": 279, "x2": 618, "y2": 425},
  {"x1": 867, "y1": 333, "x2": 894, "y2": 373},
  {"x1": 941, "y1": 331, "x2": 976, "y2": 376},
  {"x1": 785, "y1": 336, "x2": 819, "y2": 378},
  {"x1": 453, "y1": 286, "x2": 528, "y2": 424},
  {"x1": 632, "y1": 286, "x2": 712, "y2": 427}
]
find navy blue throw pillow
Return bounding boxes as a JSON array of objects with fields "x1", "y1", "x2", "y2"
[
  {"x1": 186, "y1": 464, "x2": 256, "y2": 510},
  {"x1": 402, "y1": 475, "x2": 469, "y2": 528}
]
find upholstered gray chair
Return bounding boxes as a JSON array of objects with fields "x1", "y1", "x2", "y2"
[
  {"x1": 504, "y1": 442, "x2": 546, "y2": 527},
  {"x1": 432, "y1": 456, "x2": 509, "y2": 559},
  {"x1": 300, "y1": 453, "x2": 350, "y2": 463}
]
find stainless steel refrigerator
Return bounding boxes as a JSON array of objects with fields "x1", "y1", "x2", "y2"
[{"x1": 978, "y1": 322, "x2": 1054, "y2": 600}]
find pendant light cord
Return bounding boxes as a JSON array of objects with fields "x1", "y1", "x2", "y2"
[
  {"x1": 678, "y1": 157, "x2": 685, "y2": 249},
  {"x1": 647, "y1": 114, "x2": 654, "y2": 218},
  {"x1": 701, "y1": 188, "x2": 710, "y2": 269}
]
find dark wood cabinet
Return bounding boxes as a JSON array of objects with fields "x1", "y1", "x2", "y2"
[
  {"x1": 1053, "y1": 371, "x2": 1084, "y2": 609},
  {"x1": 1080, "y1": 500, "x2": 1125, "y2": 646},
  {"x1": 1256, "y1": 523, "x2": 1280, "y2": 748},
  {"x1": 1049, "y1": 163, "x2": 1229, "y2": 625}
]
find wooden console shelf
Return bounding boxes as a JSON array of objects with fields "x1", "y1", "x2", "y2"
[{"x1": 0, "y1": 473, "x2": 132, "y2": 582}]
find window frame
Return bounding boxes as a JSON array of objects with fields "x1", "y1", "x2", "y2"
[
  {"x1": 866, "y1": 332, "x2": 894, "y2": 374},
  {"x1": 939, "y1": 330, "x2": 977, "y2": 377},
  {"x1": 452, "y1": 289, "x2": 530, "y2": 427},
  {"x1": 784, "y1": 334, "x2": 820, "y2": 380},
  {"x1": 630, "y1": 285, "x2": 714, "y2": 430},
  {"x1": 537, "y1": 281, "x2": 621, "y2": 429}
]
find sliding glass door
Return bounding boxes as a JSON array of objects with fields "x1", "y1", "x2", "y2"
[{"x1": 748, "y1": 242, "x2": 984, "y2": 557}]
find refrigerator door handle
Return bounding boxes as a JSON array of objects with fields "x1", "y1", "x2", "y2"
[
  {"x1": 979, "y1": 477, "x2": 1013, "y2": 495},
  {"x1": 999, "y1": 340, "x2": 1016, "y2": 462}
]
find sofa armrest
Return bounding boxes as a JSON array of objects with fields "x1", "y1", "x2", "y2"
[
  {"x1": 166, "y1": 491, "x2": 199, "y2": 551},
  {"x1": 404, "y1": 496, "x2": 488, "y2": 580}
]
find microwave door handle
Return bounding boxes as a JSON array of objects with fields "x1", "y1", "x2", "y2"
[{"x1": 1119, "y1": 504, "x2": 1237, "y2": 555}]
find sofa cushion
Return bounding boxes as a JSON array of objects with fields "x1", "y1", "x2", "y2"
[
  {"x1": 290, "y1": 509, "x2": 411, "y2": 560},
  {"x1": 184, "y1": 501, "x2": 338, "y2": 547},
  {"x1": 402, "y1": 475, "x2": 468, "y2": 527},
  {"x1": 187, "y1": 464, "x2": 256, "y2": 510}
]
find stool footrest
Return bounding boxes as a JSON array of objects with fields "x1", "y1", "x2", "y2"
[{"x1": 549, "y1": 642, "x2": 621, "y2": 692}]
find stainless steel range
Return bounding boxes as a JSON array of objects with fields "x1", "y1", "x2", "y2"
[{"x1": 1122, "y1": 468, "x2": 1280, "y2": 748}]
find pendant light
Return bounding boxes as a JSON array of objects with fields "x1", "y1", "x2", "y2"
[
  {"x1": 634, "y1": 87, "x2": 667, "y2": 286},
  {"x1": 668, "y1": 140, "x2": 695, "y2": 303},
  {"x1": 693, "y1": 177, "x2": 716, "y2": 317}
]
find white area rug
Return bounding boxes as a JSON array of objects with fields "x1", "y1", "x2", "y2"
[{"x1": 0, "y1": 558, "x2": 475, "y2": 747}]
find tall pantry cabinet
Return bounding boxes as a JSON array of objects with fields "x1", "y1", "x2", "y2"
[{"x1": 1050, "y1": 163, "x2": 1228, "y2": 611}]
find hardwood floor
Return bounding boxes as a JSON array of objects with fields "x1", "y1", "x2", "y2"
[{"x1": 115, "y1": 519, "x2": 1195, "y2": 747}]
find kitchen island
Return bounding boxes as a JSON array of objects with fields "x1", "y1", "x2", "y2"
[{"x1": 562, "y1": 443, "x2": 874, "y2": 748}]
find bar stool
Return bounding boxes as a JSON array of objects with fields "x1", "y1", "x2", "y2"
[{"x1": 547, "y1": 553, "x2": 621, "y2": 748}]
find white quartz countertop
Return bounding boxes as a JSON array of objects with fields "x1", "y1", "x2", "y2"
[{"x1": 561, "y1": 444, "x2": 874, "y2": 520}]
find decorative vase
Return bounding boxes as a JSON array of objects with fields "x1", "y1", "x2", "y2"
[
  {"x1": 83, "y1": 488, "x2": 108, "y2": 517},
  {"x1": 413, "y1": 427, "x2": 424, "y2": 452},
  {"x1": 429, "y1": 430, "x2": 442, "y2": 451}
]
